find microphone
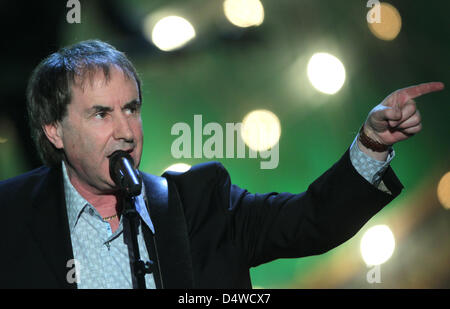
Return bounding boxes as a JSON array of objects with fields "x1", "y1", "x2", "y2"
[{"x1": 109, "y1": 150, "x2": 142, "y2": 196}]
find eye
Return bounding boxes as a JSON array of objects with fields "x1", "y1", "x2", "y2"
[
  {"x1": 94, "y1": 111, "x2": 108, "y2": 119},
  {"x1": 125, "y1": 105, "x2": 139, "y2": 115}
]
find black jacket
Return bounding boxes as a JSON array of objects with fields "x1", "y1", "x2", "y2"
[{"x1": 0, "y1": 148, "x2": 403, "y2": 288}]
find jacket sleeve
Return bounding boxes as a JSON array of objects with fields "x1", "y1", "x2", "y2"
[{"x1": 216, "y1": 147, "x2": 404, "y2": 267}]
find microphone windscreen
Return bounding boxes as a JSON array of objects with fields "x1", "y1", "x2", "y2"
[{"x1": 109, "y1": 150, "x2": 141, "y2": 196}]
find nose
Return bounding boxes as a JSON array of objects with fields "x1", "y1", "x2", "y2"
[{"x1": 113, "y1": 113, "x2": 134, "y2": 142}]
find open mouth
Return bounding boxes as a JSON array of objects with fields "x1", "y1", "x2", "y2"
[{"x1": 107, "y1": 148, "x2": 134, "y2": 158}]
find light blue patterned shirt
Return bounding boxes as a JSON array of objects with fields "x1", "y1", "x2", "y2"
[
  {"x1": 349, "y1": 135, "x2": 394, "y2": 193},
  {"x1": 62, "y1": 134, "x2": 394, "y2": 288},
  {"x1": 62, "y1": 162, "x2": 156, "y2": 289}
]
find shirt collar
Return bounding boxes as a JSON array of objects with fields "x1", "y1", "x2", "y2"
[{"x1": 62, "y1": 161, "x2": 155, "y2": 234}]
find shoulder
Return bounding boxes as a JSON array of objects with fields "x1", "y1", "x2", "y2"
[
  {"x1": 147, "y1": 161, "x2": 233, "y2": 212},
  {"x1": 140, "y1": 161, "x2": 230, "y2": 196},
  {"x1": 140, "y1": 161, "x2": 228, "y2": 188},
  {"x1": 0, "y1": 166, "x2": 53, "y2": 207},
  {"x1": 161, "y1": 161, "x2": 230, "y2": 193},
  {"x1": 0, "y1": 166, "x2": 51, "y2": 193},
  {"x1": 164, "y1": 161, "x2": 227, "y2": 180}
]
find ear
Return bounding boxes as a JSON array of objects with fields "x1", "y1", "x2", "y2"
[{"x1": 43, "y1": 122, "x2": 64, "y2": 149}]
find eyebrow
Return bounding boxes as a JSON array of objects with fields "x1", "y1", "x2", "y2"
[
  {"x1": 122, "y1": 99, "x2": 141, "y2": 110},
  {"x1": 86, "y1": 99, "x2": 141, "y2": 115}
]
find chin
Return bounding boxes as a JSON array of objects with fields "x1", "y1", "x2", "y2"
[{"x1": 102, "y1": 178, "x2": 119, "y2": 193}]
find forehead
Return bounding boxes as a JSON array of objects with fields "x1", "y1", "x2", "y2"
[{"x1": 70, "y1": 66, "x2": 139, "y2": 107}]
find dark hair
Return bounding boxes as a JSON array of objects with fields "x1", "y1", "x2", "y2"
[{"x1": 26, "y1": 39, "x2": 142, "y2": 167}]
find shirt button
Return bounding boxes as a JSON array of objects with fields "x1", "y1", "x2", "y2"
[{"x1": 88, "y1": 208, "x2": 95, "y2": 216}]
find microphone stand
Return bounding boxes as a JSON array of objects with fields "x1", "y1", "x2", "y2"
[
  {"x1": 121, "y1": 191, "x2": 152, "y2": 289},
  {"x1": 109, "y1": 150, "x2": 152, "y2": 289}
]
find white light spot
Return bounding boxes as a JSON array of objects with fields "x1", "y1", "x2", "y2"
[
  {"x1": 360, "y1": 225, "x2": 396, "y2": 266},
  {"x1": 164, "y1": 163, "x2": 191, "y2": 173},
  {"x1": 241, "y1": 109, "x2": 281, "y2": 151},
  {"x1": 144, "y1": 15, "x2": 196, "y2": 52},
  {"x1": 307, "y1": 52, "x2": 346, "y2": 95},
  {"x1": 223, "y1": 0, "x2": 264, "y2": 28}
]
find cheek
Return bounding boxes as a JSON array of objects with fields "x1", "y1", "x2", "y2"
[
  {"x1": 64, "y1": 126, "x2": 110, "y2": 165},
  {"x1": 131, "y1": 119, "x2": 144, "y2": 143},
  {"x1": 131, "y1": 120, "x2": 144, "y2": 165}
]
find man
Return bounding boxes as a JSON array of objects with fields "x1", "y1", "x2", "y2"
[{"x1": 0, "y1": 40, "x2": 444, "y2": 288}]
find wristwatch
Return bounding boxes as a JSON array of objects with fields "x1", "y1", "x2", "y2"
[{"x1": 358, "y1": 125, "x2": 390, "y2": 152}]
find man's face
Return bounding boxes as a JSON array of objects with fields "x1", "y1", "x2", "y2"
[{"x1": 48, "y1": 66, "x2": 143, "y2": 194}]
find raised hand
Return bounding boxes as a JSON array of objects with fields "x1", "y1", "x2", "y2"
[{"x1": 364, "y1": 82, "x2": 445, "y2": 146}]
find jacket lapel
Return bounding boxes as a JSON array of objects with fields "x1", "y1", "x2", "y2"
[
  {"x1": 27, "y1": 166, "x2": 76, "y2": 289},
  {"x1": 142, "y1": 173, "x2": 194, "y2": 288}
]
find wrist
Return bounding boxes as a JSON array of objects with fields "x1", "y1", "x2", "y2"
[
  {"x1": 359, "y1": 124, "x2": 390, "y2": 151},
  {"x1": 356, "y1": 137, "x2": 389, "y2": 161},
  {"x1": 357, "y1": 124, "x2": 390, "y2": 161}
]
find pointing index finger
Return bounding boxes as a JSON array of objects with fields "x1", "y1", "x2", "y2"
[{"x1": 398, "y1": 82, "x2": 445, "y2": 101}]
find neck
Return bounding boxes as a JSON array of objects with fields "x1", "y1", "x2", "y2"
[
  {"x1": 64, "y1": 163, "x2": 118, "y2": 212},
  {"x1": 72, "y1": 179, "x2": 118, "y2": 211}
]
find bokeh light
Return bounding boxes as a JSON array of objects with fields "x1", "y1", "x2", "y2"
[
  {"x1": 360, "y1": 225, "x2": 396, "y2": 266},
  {"x1": 223, "y1": 0, "x2": 264, "y2": 28},
  {"x1": 144, "y1": 15, "x2": 196, "y2": 51},
  {"x1": 164, "y1": 163, "x2": 192, "y2": 173},
  {"x1": 307, "y1": 52, "x2": 346, "y2": 95},
  {"x1": 241, "y1": 109, "x2": 281, "y2": 151},
  {"x1": 367, "y1": 2, "x2": 402, "y2": 41},
  {"x1": 437, "y1": 171, "x2": 450, "y2": 210}
]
